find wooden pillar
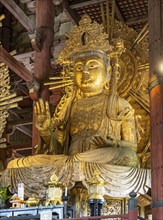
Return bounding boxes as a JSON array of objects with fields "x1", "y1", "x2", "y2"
[
  {"x1": 148, "y1": 0, "x2": 163, "y2": 218},
  {"x1": 128, "y1": 191, "x2": 138, "y2": 220},
  {"x1": 32, "y1": 0, "x2": 55, "y2": 151},
  {"x1": 0, "y1": 149, "x2": 7, "y2": 169},
  {"x1": 1, "y1": 6, "x2": 12, "y2": 51}
]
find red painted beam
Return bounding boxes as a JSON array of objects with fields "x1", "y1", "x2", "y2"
[
  {"x1": 32, "y1": 0, "x2": 55, "y2": 152},
  {"x1": 0, "y1": 46, "x2": 34, "y2": 83}
]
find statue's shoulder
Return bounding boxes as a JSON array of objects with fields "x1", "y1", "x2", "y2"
[
  {"x1": 117, "y1": 96, "x2": 132, "y2": 110},
  {"x1": 106, "y1": 94, "x2": 134, "y2": 119}
]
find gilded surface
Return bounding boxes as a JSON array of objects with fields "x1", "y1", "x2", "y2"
[
  {"x1": 0, "y1": 63, "x2": 22, "y2": 148},
  {"x1": 31, "y1": 16, "x2": 139, "y2": 166},
  {"x1": 4, "y1": 161, "x2": 151, "y2": 198},
  {"x1": 6, "y1": 15, "x2": 151, "y2": 197}
]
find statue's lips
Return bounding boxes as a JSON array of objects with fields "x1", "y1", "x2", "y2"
[{"x1": 81, "y1": 79, "x2": 93, "y2": 85}]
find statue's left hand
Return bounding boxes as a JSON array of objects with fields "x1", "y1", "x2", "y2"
[{"x1": 91, "y1": 135, "x2": 118, "y2": 148}]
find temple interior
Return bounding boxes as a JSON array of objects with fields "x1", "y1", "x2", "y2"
[{"x1": 0, "y1": 0, "x2": 162, "y2": 219}]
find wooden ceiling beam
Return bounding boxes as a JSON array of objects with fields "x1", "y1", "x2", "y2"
[
  {"x1": 15, "y1": 125, "x2": 32, "y2": 137},
  {"x1": 70, "y1": 0, "x2": 105, "y2": 9},
  {"x1": 70, "y1": 0, "x2": 125, "y2": 23},
  {"x1": 17, "y1": 84, "x2": 29, "y2": 96},
  {"x1": 0, "y1": 46, "x2": 34, "y2": 83},
  {"x1": 126, "y1": 16, "x2": 148, "y2": 26},
  {"x1": 6, "y1": 144, "x2": 32, "y2": 150},
  {"x1": 63, "y1": 0, "x2": 80, "y2": 25},
  {"x1": 8, "y1": 119, "x2": 32, "y2": 127},
  {"x1": 9, "y1": 107, "x2": 33, "y2": 114},
  {"x1": 0, "y1": 0, "x2": 35, "y2": 33},
  {"x1": 115, "y1": 3, "x2": 125, "y2": 22}
]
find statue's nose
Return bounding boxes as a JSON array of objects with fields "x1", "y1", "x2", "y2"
[
  {"x1": 82, "y1": 66, "x2": 90, "y2": 81},
  {"x1": 83, "y1": 65, "x2": 89, "y2": 73}
]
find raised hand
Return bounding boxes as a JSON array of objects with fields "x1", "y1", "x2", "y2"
[
  {"x1": 34, "y1": 99, "x2": 51, "y2": 134},
  {"x1": 91, "y1": 135, "x2": 118, "y2": 148}
]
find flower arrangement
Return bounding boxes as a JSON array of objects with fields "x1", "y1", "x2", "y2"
[{"x1": 0, "y1": 185, "x2": 11, "y2": 207}]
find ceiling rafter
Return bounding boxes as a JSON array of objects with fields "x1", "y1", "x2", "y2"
[
  {"x1": 8, "y1": 119, "x2": 32, "y2": 127},
  {"x1": 115, "y1": 2, "x2": 124, "y2": 22},
  {"x1": 70, "y1": 0, "x2": 105, "y2": 9},
  {"x1": 62, "y1": 0, "x2": 80, "y2": 25},
  {"x1": 0, "y1": 0, "x2": 35, "y2": 33},
  {"x1": 0, "y1": 46, "x2": 35, "y2": 83},
  {"x1": 126, "y1": 15, "x2": 148, "y2": 26},
  {"x1": 6, "y1": 144, "x2": 32, "y2": 150},
  {"x1": 70, "y1": 0, "x2": 125, "y2": 23},
  {"x1": 16, "y1": 84, "x2": 29, "y2": 96},
  {"x1": 15, "y1": 125, "x2": 32, "y2": 138}
]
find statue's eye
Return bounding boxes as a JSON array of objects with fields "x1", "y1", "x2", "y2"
[
  {"x1": 75, "y1": 65, "x2": 83, "y2": 71},
  {"x1": 88, "y1": 62, "x2": 99, "y2": 69},
  {"x1": 89, "y1": 64, "x2": 94, "y2": 68}
]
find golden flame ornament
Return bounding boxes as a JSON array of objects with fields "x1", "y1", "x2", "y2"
[{"x1": 0, "y1": 63, "x2": 23, "y2": 148}]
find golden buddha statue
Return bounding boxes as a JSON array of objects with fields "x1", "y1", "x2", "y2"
[
  {"x1": 8, "y1": 15, "x2": 138, "y2": 168},
  {"x1": 33, "y1": 50, "x2": 138, "y2": 167},
  {"x1": 6, "y1": 15, "x2": 151, "y2": 198}
]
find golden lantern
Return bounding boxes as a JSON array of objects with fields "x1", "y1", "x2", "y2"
[
  {"x1": 88, "y1": 171, "x2": 106, "y2": 201},
  {"x1": 87, "y1": 171, "x2": 106, "y2": 217},
  {"x1": 44, "y1": 173, "x2": 63, "y2": 206}
]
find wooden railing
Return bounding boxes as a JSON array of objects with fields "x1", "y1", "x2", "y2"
[
  {"x1": 0, "y1": 213, "x2": 146, "y2": 220},
  {"x1": 61, "y1": 214, "x2": 146, "y2": 220},
  {"x1": 61, "y1": 215, "x2": 128, "y2": 219}
]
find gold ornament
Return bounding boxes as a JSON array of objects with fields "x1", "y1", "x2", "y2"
[
  {"x1": 0, "y1": 14, "x2": 5, "y2": 27},
  {"x1": 87, "y1": 171, "x2": 106, "y2": 201},
  {"x1": 57, "y1": 14, "x2": 113, "y2": 65},
  {"x1": 0, "y1": 63, "x2": 23, "y2": 148},
  {"x1": 44, "y1": 173, "x2": 63, "y2": 206}
]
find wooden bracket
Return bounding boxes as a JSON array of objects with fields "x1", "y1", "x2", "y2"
[
  {"x1": 27, "y1": 80, "x2": 40, "y2": 101},
  {"x1": 29, "y1": 27, "x2": 42, "y2": 52}
]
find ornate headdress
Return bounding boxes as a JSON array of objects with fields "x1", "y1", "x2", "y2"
[{"x1": 57, "y1": 14, "x2": 113, "y2": 65}]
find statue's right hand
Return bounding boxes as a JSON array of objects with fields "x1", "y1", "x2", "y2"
[
  {"x1": 34, "y1": 99, "x2": 51, "y2": 133},
  {"x1": 91, "y1": 135, "x2": 118, "y2": 148}
]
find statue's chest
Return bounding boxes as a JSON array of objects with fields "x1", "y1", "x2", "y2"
[{"x1": 70, "y1": 96, "x2": 105, "y2": 136}]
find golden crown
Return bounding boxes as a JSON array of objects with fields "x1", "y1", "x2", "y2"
[{"x1": 57, "y1": 14, "x2": 113, "y2": 65}]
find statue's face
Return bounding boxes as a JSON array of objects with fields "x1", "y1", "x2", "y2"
[{"x1": 74, "y1": 55, "x2": 109, "y2": 96}]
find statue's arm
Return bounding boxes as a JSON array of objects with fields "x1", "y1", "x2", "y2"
[
  {"x1": 39, "y1": 129, "x2": 51, "y2": 146},
  {"x1": 119, "y1": 105, "x2": 137, "y2": 152},
  {"x1": 34, "y1": 99, "x2": 51, "y2": 148},
  {"x1": 34, "y1": 99, "x2": 66, "y2": 154}
]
